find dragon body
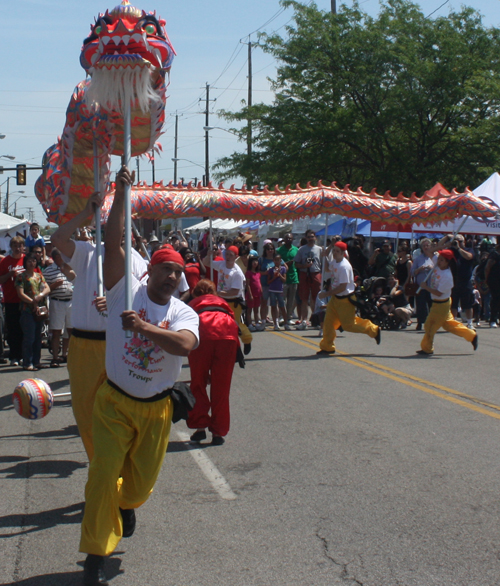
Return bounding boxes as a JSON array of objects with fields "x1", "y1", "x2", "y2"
[{"x1": 35, "y1": 1, "x2": 497, "y2": 227}]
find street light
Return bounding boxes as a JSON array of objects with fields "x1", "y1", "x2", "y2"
[
  {"x1": 0, "y1": 155, "x2": 15, "y2": 160},
  {"x1": 0, "y1": 134, "x2": 5, "y2": 140},
  {"x1": 8, "y1": 195, "x2": 27, "y2": 216},
  {"x1": 203, "y1": 126, "x2": 239, "y2": 136}
]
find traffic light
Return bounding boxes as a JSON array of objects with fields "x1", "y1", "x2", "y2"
[{"x1": 16, "y1": 164, "x2": 26, "y2": 186}]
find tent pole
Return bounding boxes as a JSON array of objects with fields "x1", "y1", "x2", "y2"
[
  {"x1": 123, "y1": 100, "x2": 132, "y2": 338},
  {"x1": 93, "y1": 139, "x2": 103, "y2": 298},
  {"x1": 209, "y1": 218, "x2": 213, "y2": 278}
]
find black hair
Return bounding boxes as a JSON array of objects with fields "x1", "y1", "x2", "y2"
[{"x1": 23, "y1": 252, "x2": 37, "y2": 269}]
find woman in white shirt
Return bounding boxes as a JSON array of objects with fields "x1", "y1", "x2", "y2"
[{"x1": 417, "y1": 249, "x2": 478, "y2": 355}]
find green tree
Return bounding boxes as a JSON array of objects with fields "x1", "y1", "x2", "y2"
[{"x1": 214, "y1": 0, "x2": 500, "y2": 195}]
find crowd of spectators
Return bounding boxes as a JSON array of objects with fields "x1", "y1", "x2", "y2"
[{"x1": 0, "y1": 223, "x2": 499, "y2": 371}]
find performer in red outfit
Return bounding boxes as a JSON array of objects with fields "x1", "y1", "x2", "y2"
[{"x1": 187, "y1": 279, "x2": 239, "y2": 446}]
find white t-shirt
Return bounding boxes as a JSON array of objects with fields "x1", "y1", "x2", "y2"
[
  {"x1": 106, "y1": 275, "x2": 199, "y2": 398},
  {"x1": 213, "y1": 260, "x2": 245, "y2": 297},
  {"x1": 67, "y1": 241, "x2": 148, "y2": 331},
  {"x1": 429, "y1": 267, "x2": 454, "y2": 301},
  {"x1": 328, "y1": 257, "x2": 355, "y2": 295},
  {"x1": 172, "y1": 273, "x2": 189, "y2": 299}
]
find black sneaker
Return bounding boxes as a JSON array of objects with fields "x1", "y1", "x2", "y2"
[
  {"x1": 244, "y1": 343, "x2": 251, "y2": 355},
  {"x1": 416, "y1": 349, "x2": 433, "y2": 356},
  {"x1": 472, "y1": 334, "x2": 478, "y2": 351},
  {"x1": 375, "y1": 327, "x2": 381, "y2": 345},
  {"x1": 119, "y1": 507, "x2": 136, "y2": 538},
  {"x1": 211, "y1": 436, "x2": 225, "y2": 446},
  {"x1": 83, "y1": 554, "x2": 108, "y2": 586},
  {"x1": 190, "y1": 430, "x2": 207, "y2": 443},
  {"x1": 316, "y1": 349, "x2": 335, "y2": 356}
]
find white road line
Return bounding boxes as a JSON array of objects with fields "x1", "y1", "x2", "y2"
[{"x1": 174, "y1": 431, "x2": 237, "y2": 501}]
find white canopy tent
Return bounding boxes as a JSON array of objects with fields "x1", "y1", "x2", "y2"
[
  {"x1": 413, "y1": 173, "x2": 500, "y2": 235},
  {"x1": 186, "y1": 218, "x2": 247, "y2": 232},
  {"x1": 0, "y1": 213, "x2": 30, "y2": 253}
]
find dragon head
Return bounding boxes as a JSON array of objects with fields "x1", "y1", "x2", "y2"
[{"x1": 81, "y1": 0, "x2": 175, "y2": 74}]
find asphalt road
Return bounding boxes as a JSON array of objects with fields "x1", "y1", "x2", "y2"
[{"x1": 1, "y1": 322, "x2": 500, "y2": 586}]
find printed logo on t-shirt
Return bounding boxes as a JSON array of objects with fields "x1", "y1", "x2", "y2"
[{"x1": 122, "y1": 307, "x2": 167, "y2": 374}]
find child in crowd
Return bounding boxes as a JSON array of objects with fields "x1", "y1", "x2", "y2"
[
  {"x1": 245, "y1": 256, "x2": 263, "y2": 330},
  {"x1": 267, "y1": 253, "x2": 290, "y2": 330},
  {"x1": 25, "y1": 223, "x2": 46, "y2": 264},
  {"x1": 311, "y1": 278, "x2": 332, "y2": 337}
]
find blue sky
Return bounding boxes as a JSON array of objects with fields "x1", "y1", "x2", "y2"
[{"x1": 1, "y1": 0, "x2": 500, "y2": 225}]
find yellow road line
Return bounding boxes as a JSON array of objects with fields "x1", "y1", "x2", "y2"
[{"x1": 272, "y1": 331, "x2": 500, "y2": 421}]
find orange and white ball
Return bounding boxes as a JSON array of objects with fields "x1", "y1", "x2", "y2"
[{"x1": 13, "y1": 379, "x2": 53, "y2": 420}]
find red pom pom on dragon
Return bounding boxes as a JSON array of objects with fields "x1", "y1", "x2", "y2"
[{"x1": 35, "y1": 0, "x2": 497, "y2": 227}]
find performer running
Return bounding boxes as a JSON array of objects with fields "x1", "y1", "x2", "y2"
[
  {"x1": 203, "y1": 245, "x2": 253, "y2": 355},
  {"x1": 417, "y1": 249, "x2": 478, "y2": 356},
  {"x1": 80, "y1": 165, "x2": 199, "y2": 586},
  {"x1": 52, "y1": 187, "x2": 147, "y2": 461},
  {"x1": 317, "y1": 241, "x2": 380, "y2": 356}
]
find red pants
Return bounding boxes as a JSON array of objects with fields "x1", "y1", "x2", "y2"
[{"x1": 187, "y1": 339, "x2": 238, "y2": 437}]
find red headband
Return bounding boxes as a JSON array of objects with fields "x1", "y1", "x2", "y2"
[
  {"x1": 439, "y1": 249, "x2": 454, "y2": 261},
  {"x1": 227, "y1": 246, "x2": 239, "y2": 255},
  {"x1": 334, "y1": 241, "x2": 347, "y2": 251},
  {"x1": 150, "y1": 245, "x2": 185, "y2": 267}
]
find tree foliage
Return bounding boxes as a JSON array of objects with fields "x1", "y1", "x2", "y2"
[{"x1": 214, "y1": 0, "x2": 500, "y2": 195}]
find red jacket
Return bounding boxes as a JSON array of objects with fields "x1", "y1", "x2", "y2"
[{"x1": 189, "y1": 294, "x2": 239, "y2": 342}]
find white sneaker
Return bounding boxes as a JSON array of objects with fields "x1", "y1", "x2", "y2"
[
  {"x1": 467, "y1": 322, "x2": 474, "y2": 329},
  {"x1": 491, "y1": 322, "x2": 498, "y2": 328},
  {"x1": 274, "y1": 323, "x2": 281, "y2": 331},
  {"x1": 10, "y1": 360, "x2": 19, "y2": 366},
  {"x1": 284, "y1": 324, "x2": 291, "y2": 331},
  {"x1": 318, "y1": 329, "x2": 323, "y2": 337},
  {"x1": 295, "y1": 321, "x2": 307, "y2": 330}
]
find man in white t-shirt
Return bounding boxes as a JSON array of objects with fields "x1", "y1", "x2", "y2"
[
  {"x1": 203, "y1": 244, "x2": 253, "y2": 354},
  {"x1": 79, "y1": 165, "x2": 199, "y2": 586},
  {"x1": 417, "y1": 249, "x2": 477, "y2": 355},
  {"x1": 318, "y1": 241, "x2": 380, "y2": 355},
  {"x1": 52, "y1": 194, "x2": 148, "y2": 462}
]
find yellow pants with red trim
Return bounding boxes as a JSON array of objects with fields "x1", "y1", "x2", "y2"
[
  {"x1": 421, "y1": 299, "x2": 476, "y2": 354},
  {"x1": 67, "y1": 336, "x2": 107, "y2": 461},
  {"x1": 227, "y1": 300, "x2": 253, "y2": 345},
  {"x1": 80, "y1": 381, "x2": 173, "y2": 556},
  {"x1": 319, "y1": 295, "x2": 379, "y2": 352}
]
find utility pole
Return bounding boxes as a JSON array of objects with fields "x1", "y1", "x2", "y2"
[
  {"x1": 331, "y1": 0, "x2": 336, "y2": 14},
  {"x1": 201, "y1": 84, "x2": 215, "y2": 187},
  {"x1": 4, "y1": 176, "x2": 10, "y2": 215},
  {"x1": 136, "y1": 157, "x2": 140, "y2": 183},
  {"x1": 174, "y1": 112, "x2": 179, "y2": 185},
  {"x1": 205, "y1": 83, "x2": 210, "y2": 187},
  {"x1": 247, "y1": 38, "x2": 253, "y2": 188}
]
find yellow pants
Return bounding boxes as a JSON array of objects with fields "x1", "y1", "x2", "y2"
[
  {"x1": 227, "y1": 300, "x2": 253, "y2": 345},
  {"x1": 67, "y1": 336, "x2": 107, "y2": 461},
  {"x1": 421, "y1": 299, "x2": 476, "y2": 354},
  {"x1": 320, "y1": 295, "x2": 379, "y2": 352},
  {"x1": 80, "y1": 381, "x2": 173, "y2": 556}
]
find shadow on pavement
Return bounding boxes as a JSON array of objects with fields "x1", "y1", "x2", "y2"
[
  {"x1": 0, "y1": 424, "x2": 79, "y2": 441},
  {"x1": 0, "y1": 557, "x2": 123, "y2": 585},
  {"x1": 167, "y1": 440, "x2": 211, "y2": 453},
  {"x1": 0, "y1": 458, "x2": 86, "y2": 479},
  {"x1": 0, "y1": 501, "x2": 84, "y2": 538}
]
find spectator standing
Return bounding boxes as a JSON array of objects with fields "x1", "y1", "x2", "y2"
[
  {"x1": 485, "y1": 241, "x2": 500, "y2": 327},
  {"x1": 0, "y1": 236, "x2": 26, "y2": 365},
  {"x1": 245, "y1": 256, "x2": 262, "y2": 329},
  {"x1": 394, "y1": 244, "x2": 412, "y2": 289},
  {"x1": 368, "y1": 240, "x2": 397, "y2": 278},
  {"x1": 294, "y1": 230, "x2": 322, "y2": 330},
  {"x1": 15, "y1": 252, "x2": 50, "y2": 371},
  {"x1": 411, "y1": 238, "x2": 438, "y2": 330},
  {"x1": 440, "y1": 234, "x2": 475, "y2": 328},
  {"x1": 43, "y1": 248, "x2": 75, "y2": 367},
  {"x1": 187, "y1": 280, "x2": 240, "y2": 446},
  {"x1": 472, "y1": 251, "x2": 490, "y2": 324},
  {"x1": 277, "y1": 233, "x2": 299, "y2": 323},
  {"x1": 25, "y1": 222, "x2": 46, "y2": 261},
  {"x1": 258, "y1": 242, "x2": 277, "y2": 329},
  {"x1": 267, "y1": 253, "x2": 290, "y2": 330}
]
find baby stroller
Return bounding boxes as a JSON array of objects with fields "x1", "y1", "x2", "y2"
[{"x1": 352, "y1": 277, "x2": 400, "y2": 330}]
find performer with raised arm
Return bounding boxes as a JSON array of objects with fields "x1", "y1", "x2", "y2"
[
  {"x1": 79, "y1": 165, "x2": 199, "y2": 586},
  {"x1": 51, "y1": 187, "x2": 148, "y2": 462},
  {"x1": 417, "y1": 249, "x2": 478, "y2": 356},
  {"x1": 317, "y1": 241, "x2": 380, "y2": 356}
]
